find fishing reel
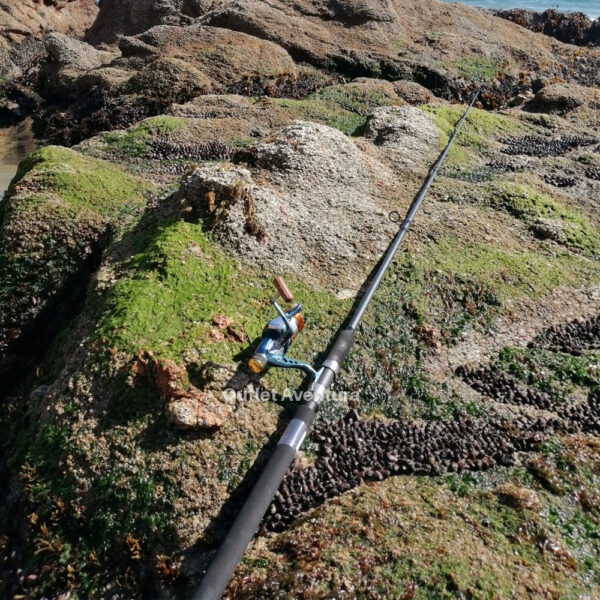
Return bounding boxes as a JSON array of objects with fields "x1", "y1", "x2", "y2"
[{"x1": 248, "y1": 277, "x2": 319, "y2": 380}]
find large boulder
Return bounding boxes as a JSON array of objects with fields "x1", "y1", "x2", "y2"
[
  {"x1": 117, "y1": 23, "x2": 298, "y2": 84},
  {"x1": 495, "y1": 9, "x2": 600, "y2": 47},
  {"x1": 0, "y1": 0, "x2": 97, "y2": 44},
  {"x1": 531, "y1": 83, "x2": 593, "y2": 113},
  {"x1": 175, "y1": 119, "x2": 431, "y2": 290},
  {"x1": 85, "y1": 0, "x2": 216, "y2": 45},
  {"x1": 39, "y1": 32, "x2": 117, "y2": 99},
  {"x1": 58, "y1": 23, "x2": 299, "y2": 102},
  {"x1": 0, "y1": 146, "x2": 154, "y2": 384},
  {"x1": 201, "y1": 0, "x2": 596, "y2": 100},
  {"x1": 0, "y1": 1, "x2": 98, "y2": 122},
  {"x1": 326, "y1": 0, "x2": 399, "y2": 26}
]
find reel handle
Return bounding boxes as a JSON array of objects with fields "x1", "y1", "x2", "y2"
[{"x1": 273, "y1": 276, "x2": 293, "y2": 303}]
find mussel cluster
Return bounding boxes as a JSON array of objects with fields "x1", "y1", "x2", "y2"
[
  {"x1": 262, "y1": 410, "x2": 548, "y2": 532},
  {"x1": 145, "y1": 139, "x2": 233, "y2": 161},
  {"x1": 501, "y1": 134, "x2": 598, "y2": 157},
  {"x1": 486, "y1": 158, "x2": 525, "y2": 173},
  {"x1": 456, "y1": 366, "x2": 555, "y2": 411},
  {"x1": 530, "y1": 314, "x2": 600, "y2": 355},
  {"x1": 262, "y1": 313, "x2": 599, "y2": 532},
  {"x1": 559, "y1": 391, "x2": 600, "y2": 435},
  {"x1": 544, "y1": 173, "x2": 576, "y2": 187},
  {"x1": 441, "y1": 165, "x2": 495, "y2": 183},
  {"x1": 457, "y1": 365, "x2": 599, "y2": 436},
  {"x1": 585, "y1": 167, "x2": 600, "y2": 181}
]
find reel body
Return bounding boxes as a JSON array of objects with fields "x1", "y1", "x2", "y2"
[{"x1": 248, "y1": 279, "x2": 318, "y2": 380}]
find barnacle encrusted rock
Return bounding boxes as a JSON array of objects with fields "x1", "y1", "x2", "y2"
[{"x1": 175, "y1": 119, "x2": 435, "y2": 290}]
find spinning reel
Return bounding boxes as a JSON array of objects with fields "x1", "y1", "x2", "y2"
[{"x1": 248, "y1": 277, "x2": 319, "y2": 380}]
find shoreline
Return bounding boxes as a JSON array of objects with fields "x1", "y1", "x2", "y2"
[{"x1": 442, "y1": 1, "x2": 599, "y2": 20}]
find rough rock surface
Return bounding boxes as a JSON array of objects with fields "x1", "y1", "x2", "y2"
[
  {"x1": 24, "y1": 0, "x2": 600, "y2": 143},
  {"x1": 0, "y1": 0, "x2": 97, "y2": 44},
  {"x1": 202, "y1": 0, "x2": 599, "y2": 96},
  {"x1": 495, "y1": 8, "x2": 600, "y2": 47},
  {"x1": 0, "y1": 0, "x2": 98, "y2": 123},
  {"x1": 363, "y1": 105, "x2": 438, "y2": 167},
  {"x1": 85, "y1": 0, "x2": 216, "y2": 44},
  {"x1": 42, "y1": 22, "x2": 299, "y2": 103},
  {"x1": 2, "y1": 0, "x2": 600, "y2": 598},
  {"x1": 40, "y1": 32, "x2": 117, "y2": 99},
  {"x1": 133, "y1": 351, "x2": 232, "y2": 428},
  {"x1": 117, "y1": 23, "x2": 298, "y2": 86},
  {"x1": 176, "y1": 119, "x2": 409, "y2": 290},
  {"x1": 530, "y1": 83, "x2": 597, "y2": 113},
  {"x1": 0, "y1": 146, "x2": 152, "y2": 385}
]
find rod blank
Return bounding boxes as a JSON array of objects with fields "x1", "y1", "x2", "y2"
[{"x1": 192, "y1": 91, "x2": 479, "y2": 600}]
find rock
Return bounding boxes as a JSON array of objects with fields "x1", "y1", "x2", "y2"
[
  {"x1": 0, "y1": 0, "x2": 97, "y2": 121},
  {"x1": 532, "y1": 84, "x2": 586, "y2": 113},
  {"x1": 72, "y1": 23, "x2": 298, "y2": 100},
  {"x1": 495, "y1": 8, "x2": 600, "y2": 47},
  {"x1": 203, "y1": 0, "x2": 597, "y2": 102},
  {"x1": 393, "y1": 80, "x2": 433, "y2": 105},
  {"x1": 118, "y1": 23, "x2": 297, "y2": 86},
  {"x1": 331, "y1": 78, "x2": 405, "y2": 107},
  {"x1": 40, "y1": 32, "x2": 117, "y2": 99},
  {"x1": 326, "y1": 0, "x2": 399, "y2": 26},
  {"x1": 363, "y1": 105, "x2": 438, "y2": 167},
  {"x1": 508, "y1": 91, "x2": 534, "y2": 107},
  {"x1": 133, "y1": 351, "x2": 232, "y2": 428},
  {"x1": 0, "y1": 42, "x2": 21, "y2": 82},
  {"x1": 85, "y1": 0, "x2": 217, "y2": 45},
  {"x1": 167, "y1": 395, "x2": 232, "y2": 429},
  {"x1": 529, "y1": 218, "x2": 567, "y2": 244},
  {"x1": 0, "y1": 0, "x2": 97, "y2": 44},
  {"x1": 495, "y1": 483, "x2": 541, "y2": 511},
  {"x1": 123, "y1": 56, "x2": 212, "y2": 99},
  {"x1": 0, "y1": 146, "x2": 152, "y2": 381},
  {"x1": 176, "y1": 120, "x2": 404, "y2": 290}
]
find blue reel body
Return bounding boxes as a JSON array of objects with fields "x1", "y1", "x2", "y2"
[{"x1": 249, "y1": 302, "x2": 318, "y2": 380}]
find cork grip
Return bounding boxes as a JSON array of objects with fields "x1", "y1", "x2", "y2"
[{"x1": 273, "y1": 277, "x2": 293, "y2": 303}]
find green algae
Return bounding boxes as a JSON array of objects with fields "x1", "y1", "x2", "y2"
[
  {"x1": 423, "y1": 105, "x2": 523, "y2": 165},
  {"x1": 100, "y1": 116, "x2": 187, "y2": 158},
  {"x1": 271, "y1": 84, "x2": 403, "y2": 136},
  {"x1": 455, "y1": 57, "x2": 504, "y2": 84},
  {"x1": 269, "y1": 97, "x2": 367, "y2": 136},
  {"x1": 310, "y1": 84, "x2": 402, "y2": 117},
  {"x1": 425, "y1": 105, "x2": 522, "y2": 145},
  {"x1": 334, "y1": 232, "x2": 598, "y2": 420},
  {"x1": 490, "y1": 183, "x2": 600, "y2": 258},
  {"x1": 495, "y1": 346, "x2": 600, "y2": 394},
  {"x1": 10, "y1": 145, "x2": 154, "y2": 218},
  {"x1": 95, "y1": 217, "x2": 347, "y2": 391}
]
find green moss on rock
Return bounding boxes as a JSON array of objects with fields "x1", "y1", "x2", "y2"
[
  {"x1": 11, "y1": 146, "x2": 154, "y2": 217},
  {"x1": 490, "y1": 184, "x2": 600, "y2": 257},
  {"x1": 100, "y1": 116, "x2": 187, "y2": 159},
  {"x1": 423, "y1": 105, "x2": 523, "y2": 165},
  {"x1": 96, "y1": 218, "x2": 345, "y2": 392},
  {"x1": 0, "y1": 146, "x2": 155, "y2": 369}
]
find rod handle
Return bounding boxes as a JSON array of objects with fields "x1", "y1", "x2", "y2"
[
  {"x1": 193, "y1": 404, "x2": 316, "y2": 599},
  {"x1": 273, "y1": 276, "x2": 293, "y2": 303}
]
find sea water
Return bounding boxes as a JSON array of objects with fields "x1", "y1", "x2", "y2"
[
  {"x1": 0, "y1": 119, "x2": 36, "y2": 198},
  {"x1": 441, "y1": 0, "x2": 598, "y2": 19}
]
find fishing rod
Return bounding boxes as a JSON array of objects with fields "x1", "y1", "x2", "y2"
[{"x1": 193, "y1": 91, "x2": 479, "y2": 600}]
